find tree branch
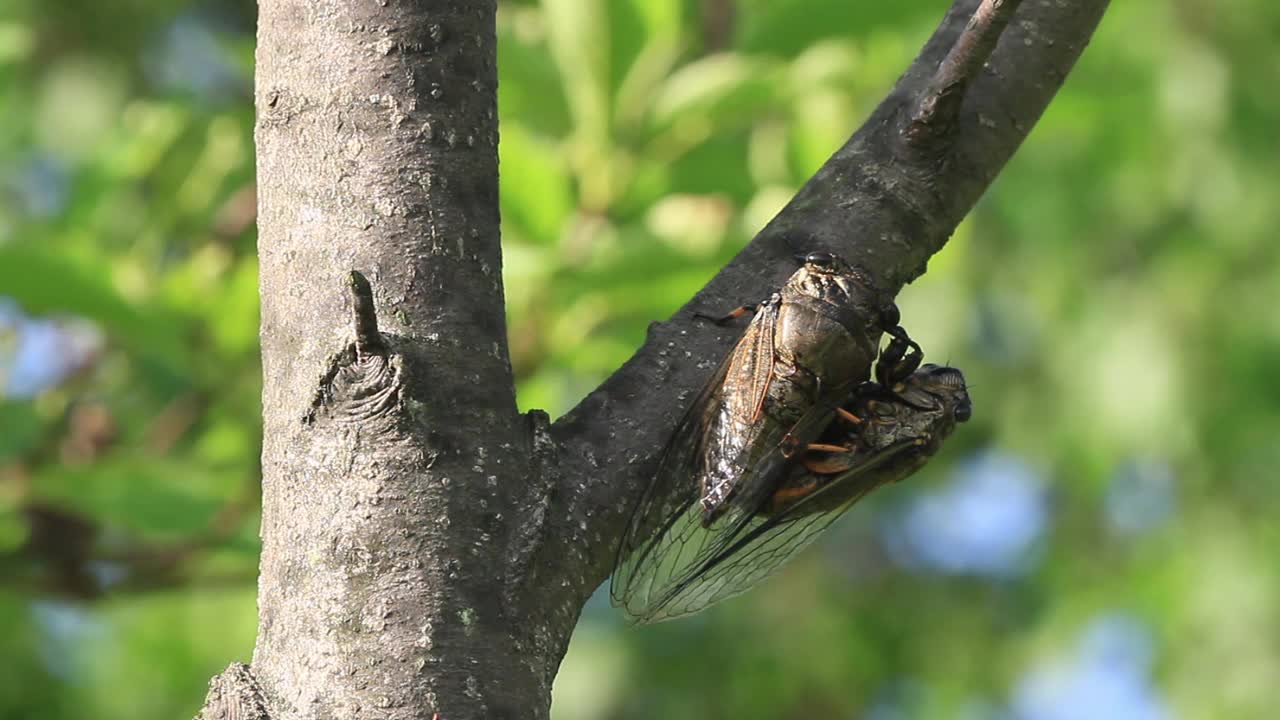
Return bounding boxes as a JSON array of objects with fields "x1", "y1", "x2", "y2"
[{"x1": 549, "y1": 0, "x2": 1111, "y2": 602}]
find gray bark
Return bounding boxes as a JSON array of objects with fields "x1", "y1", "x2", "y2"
[{"x1": 200, "y1": 0, "x2": 1110, "y2": 718}]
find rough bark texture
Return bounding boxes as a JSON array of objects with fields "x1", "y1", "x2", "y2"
[
  {"x1": 250, "y1": 1, "x2": 541, "y2": 717},
  {"x1": 201, "y1": 0, "x2": 1111, "y2": 718}
]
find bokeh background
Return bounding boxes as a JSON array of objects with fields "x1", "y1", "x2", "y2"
[{"x1": 2, "y1": 0, "x2": 1278, "y2": 718}]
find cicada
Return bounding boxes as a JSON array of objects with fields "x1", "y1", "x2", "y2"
[
  {"x1": 612, "y1": 349, "x2": 971, "y2": 623},
  {"x1": 613, "y1": 252, "x2": 920, "y2": 621},
  {"x1": 693, "y1": 251, "x2": 915, "y2": 525}
]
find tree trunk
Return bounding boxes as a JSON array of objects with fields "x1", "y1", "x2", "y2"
[
  {"x1": 250, "y1": 0, "x2": 550, "y2": 716},
  {"x1": 199, "y1": 0, "x2": 1111, "y2": 718}
]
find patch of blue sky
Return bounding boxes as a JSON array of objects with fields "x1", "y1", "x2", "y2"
[
  {"x1": 1011, "y1": 613, "x2": 1168, "y2": 720},
  {"x1": 143, "y1": 12, "x2": 248, "y2": 102},
  {"x1": 883, "y1": 450, "x2": 1048, "y2": 578},
  {"x1": 1104, "y1": 457, "x2": 1176, "y2": 536},
  {"x1": 0, "y1": 300, "x2": 101, "y2": 398}
]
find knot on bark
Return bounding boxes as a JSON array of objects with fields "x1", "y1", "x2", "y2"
[
  {"x1": 328, "y1": 353, "x2": 402, "y2": 422},
  {"x1": 303, "y1": 270, "x2": 404, "y2": 425},
  {"x1": 197, "y1": 662, "x2": 269, "y2": 720}
]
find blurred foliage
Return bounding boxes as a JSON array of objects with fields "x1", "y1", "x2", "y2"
[{"x1": 1, "y1": 0, "x2": 1278, "y2": 719}]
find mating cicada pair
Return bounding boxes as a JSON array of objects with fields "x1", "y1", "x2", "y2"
[{"x1": 612, "y1": 252, "x2": 972, "y2": 623}]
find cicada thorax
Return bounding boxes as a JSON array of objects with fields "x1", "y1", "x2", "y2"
[
  {"x1": 772, "y1": 302, "x2": 876, "y2": 392},
  {"x1": 773, "y1": 260, "x2": 883, "y2": 386}
]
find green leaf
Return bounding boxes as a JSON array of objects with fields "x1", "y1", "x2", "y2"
[
  {"x1": 541, "y1": 0, "x2": 611, "y2": 142},
  {"x1": 608, "y1": 0, "x2": 687, "y2": 103},
  {"x1": 499, "y1": 123, "x2": 575, "y2": 245},
  {"x1": 0, "y1": 243, "x2": 189, "y2": 374},
  {"x1": 497, "y1": 13, "x2": 572, "y2": 136},
  {"x1": 648, "y1": 54, "x2": 781, "y2": 135},
  {"x1": 29, "y1": 455, "x2": 240, "y2": 539},
  {"x1": 0, "y1": 505, "x2": 27, "y2": 554},
  {"x1": 734, "y1": 0, "x2": 941, "y2": 57},
  {"x1": 207, "y1": 256, "x2": 260, "y2": 359},
  {"x1": 0, "y1": 401, "x2": 43, "y2": 462}
]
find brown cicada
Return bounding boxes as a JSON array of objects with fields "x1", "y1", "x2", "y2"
[
  {"x1": 612, "y1": 253, "x2": 940, "y2": 623},
  {"x1": 695, "y1": 252, "x2": 916, "y2": 524},
  {"x1": 614, "y1": 350, "x2": 971, "y2": 622}
]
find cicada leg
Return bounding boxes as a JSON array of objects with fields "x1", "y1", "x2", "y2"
[
  {"x1": 876, "y1": 327, "x2": 924, "y2": 388},
  {"x1": 835, "y1": 407, "x2": 861, "y2": 425},
  {"x1": 766, "y1": 445, "x2": 859, "y2": 513},
  {"x1": 800, "y1": 448, "x2": 861, "y2": 475},
  {"x1": 694, "y1": 294, "x2": 775, "y2": 326},
  {"x1": 766, "y1": 480, "x2": 822, "y2": 513},
  {"x1": 694, "y1": 306, "x2": 754, "y2": 325},
  {"x1": 805, "y1": 443, "x2": 850, "y2": 455},
  {"x1": 781, "y1": 432, "x2": 837, "y2": 457}
]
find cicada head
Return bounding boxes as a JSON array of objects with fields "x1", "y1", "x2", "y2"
[
  {"x1": 786, "y1": 252, "x2": 865, "y2": 299},
  {"x1": 798, "y1": 251, "x2": 854, "y2": 275},
  {"x1": 846, "y1": 364, "x2": 970, "y2": 454},
  {"x1": 902, "y1": 363, "x2": 972, "y2": 426}
]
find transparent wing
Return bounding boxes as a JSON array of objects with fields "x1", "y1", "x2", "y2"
[
  {"x1": 708, "y1": 382, "x2": 852, "y2": 523},
  {"x1": 612, "y1": 301, "x2": 783, "y2": 622},
  {"x1": 610, "y1": 341, "x2": 732, "y2": 618},
  {"x1": 613, "y1": 302, "x2": 863, "y2": 624},
  {"x1": 638, "y1": 439, "x2": 920, "y2": 623}
]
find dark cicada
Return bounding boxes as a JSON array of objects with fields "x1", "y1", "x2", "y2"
[
  {"x1": 694, "y1": 252, "x2": 914, "y2": 524},
  {"x1": 611, "y1": 253, "x2": 922, "y2": 622},
  {"x1": 612, "y1": 355, "x2": 971, "y2": 623}
]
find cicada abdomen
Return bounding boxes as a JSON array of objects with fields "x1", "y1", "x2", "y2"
[{"x1": 618, "y1": 362, "x2": 971, "y2": 623}]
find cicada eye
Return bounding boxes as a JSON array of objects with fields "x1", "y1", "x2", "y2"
[
  {"x1": 955, "y1": 401, "x2": 972, "y2": 422},
  {"x1": 804, "y1": 251, "x2": 836, "y2": 268}
]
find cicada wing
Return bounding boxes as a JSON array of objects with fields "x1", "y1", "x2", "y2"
[
  {"x1": 721, "y1": 295, "x2": 778, "y2": 427},
  {"x1": 621, "y1": 373, "x2": 863, "y2": 623},
  {"x1": 610, "y1": 343, "x2": 734, "y2": 618},
  {"x1": 613, "y1": 299, "x2": 781, "y2": 621},
  {"x1": 613, "y1": 499, "x2": 719, "y2": 622},
  {"x1": 642, "y1": 439, "x2": 919, "y2": 622},
  {"x1": 710, "y1": 375, "x2": 858, "y2": 523}
]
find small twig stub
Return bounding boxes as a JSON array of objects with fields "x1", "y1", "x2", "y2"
[
  {"x1": 905, "y1": 0, "x2": 1026, "y2": 147},
  {"x1": 302, "y1": 271, "x2": 402, "y2": 426},
  {"x1": 348, "y1": 269, "x2": 388, "y2": 359}
]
